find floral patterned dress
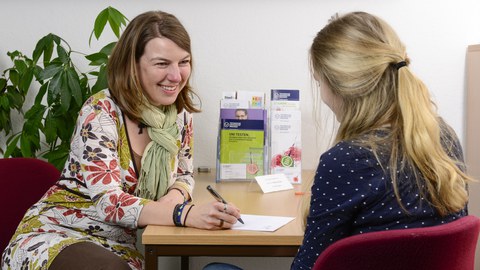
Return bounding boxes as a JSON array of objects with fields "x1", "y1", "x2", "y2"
[{"x1": 1, "y1": 89, "x2": 195, "y2": 270}]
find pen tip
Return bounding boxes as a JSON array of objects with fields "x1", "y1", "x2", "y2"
[{"x1": 238, "y1": 218, "x2": 245, "y2": 224}]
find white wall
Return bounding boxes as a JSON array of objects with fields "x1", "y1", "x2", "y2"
[
  {"x1": 2, "y1": 0, "x2": 480, "y2": 170},
  {"x1": 2, "y1": 1, "x2": 480, "y2": 269}
]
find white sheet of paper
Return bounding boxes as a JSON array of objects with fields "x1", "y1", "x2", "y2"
[
  {"x1": 232, "y1": 214, "x2": 295, "y2": 232},
  {"x1": 255, "y1": 174, "x2": 294, "y2": 193}
]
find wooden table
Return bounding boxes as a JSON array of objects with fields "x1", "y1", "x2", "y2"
[{"x1": 142, "y1": 171, "x2": 312, "y2": 270}]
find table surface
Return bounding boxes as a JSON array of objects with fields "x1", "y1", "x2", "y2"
[{"x1": 142, "y1": 170, "x2": 313, "y2": 246}]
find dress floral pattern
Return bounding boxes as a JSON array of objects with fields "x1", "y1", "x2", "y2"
[{"x1": 1, "y1": 89, "x2": 195, "y2": 270}]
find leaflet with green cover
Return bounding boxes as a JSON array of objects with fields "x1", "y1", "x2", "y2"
[{"x1": 216, "y1": 108, "x2": 267, "y2": 181}]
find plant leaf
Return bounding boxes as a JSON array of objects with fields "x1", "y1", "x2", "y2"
[
  {"x1": 43, "y1": 35, "x2": 55, "y2": 64},
  {"x1": 20, "y1": 106, "x2": 43, "y2": 157},
  {"x1": 4, "y1": 133, "x2": 21, "y2": 157},
  {"x1": 44, "y1": 110, "x2": 56, "y2": 143},
  {"x1": 107, "y1": 7, "x2": 128, "y2": 37},
  {"x1": 9, "y1": 69, "x2": 19, "y2": 86},
  {"x1": 91, "y1": 8, "x2": 109, "y2": 43},
  {"x1": 43, "y1": 143, "x2": 69, "y2": 171},
  {"x1": 33, "y1": 65, "x2": 44, "y2": 82},
  {"x1": 0, "y1": 78, "x2": 6, "y2": 90},
  {"x1": 85, "y1": 52, "x2": 108, "y2": 66},
  {"x1": 7, "y1": 50, "x2": 21, "y2": 61},
  {"x1": 19, "y1": 67, "x2": 34, "y2": 93},
  {"x1": 38, "y1": 64, "x2": 62, "y2": 81},
  {"x1": 100, "y1": 42, "x2": 117, "y2": 55},
  {"x1": 0, "y1": 95, "x2": 9, "y2": 110},
  {"x1": 79, "y1": 73, "x2": 90, "y2": 93},
  {"x1": 107, "y1": 16, "x2": 120, "y2": 38},
  {"x1": 57, "y1": 46, "x2": 69, "y2": 64},
  {"x1": 32, "y1": 34, "x2": 55, "y2": 65},
  {"x1": 60, "y1": 71, "x2": 71, "y2": 112},
  {"x1": 47, "y1": 71, "x2": 62, "y2": 104},
  {"x1": 55, "y1": 114, "x2": 71, "y2": 141},
  {"x1": 24, "y1": 103, "x2": 46, "y2": 120},
  {"x1": 34, "y1": 83, "x2": 49, "y2": 105},
  {"x1": 6, "y1": 85, "x2": 25, "y2": 110},
  {"x1": 14, "y1": 60, "x2": 27, "y2": 73},
  {"x1": 91, "y1": 64, "x2": 108, "y2": 93},
  {"x1": 20, "y1": 133, "x2": 34, "y2": 157},
  {"x1": 0, "y1": 109, "x2": 12, "y2": 135},
  {"x1": 22, "y1": 105, "x2": 44, "y2": 157},
  {"x1": 55, "y1": 116, "x2": 67, "y2": 139},
  {"x1": 66, "y1": 68, "x2": 82, "y2": 106}
]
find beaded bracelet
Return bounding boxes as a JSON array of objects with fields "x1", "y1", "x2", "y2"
[
  {"x1": 183, "y1": 204, "x2": 195, "y2": 226},
  {"x1": 173, "y1": 202, "x2": 188, "y2": 227}
]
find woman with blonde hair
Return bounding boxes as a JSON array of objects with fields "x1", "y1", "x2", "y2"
[{"x1": 291, "y1": 11, "x2": 472, "y2": 269}]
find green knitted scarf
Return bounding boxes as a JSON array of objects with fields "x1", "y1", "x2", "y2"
[{"x1": 134, "y1": 103, "x2": 179, "y2": 200}]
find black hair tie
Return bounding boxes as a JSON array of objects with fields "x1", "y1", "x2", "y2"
[{"x1": 394, "y1": 61, "x2": 407, "y2": 70}]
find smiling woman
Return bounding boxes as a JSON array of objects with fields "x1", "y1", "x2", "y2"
[{"x1": 2, "y1": 10, "x2": 243, "y2": 270}]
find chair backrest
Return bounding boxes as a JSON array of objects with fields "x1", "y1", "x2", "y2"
[
  {"x1": 0, "y1": 158, "x2": 60, "y2": 252},
  {"x1": 313, "y1": 215, "x2": 480, "y2": 270}
]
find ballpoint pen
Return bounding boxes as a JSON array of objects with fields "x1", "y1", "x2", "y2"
[{"x1": 206, "y1": 185, "x2": 245, "y2": 224}]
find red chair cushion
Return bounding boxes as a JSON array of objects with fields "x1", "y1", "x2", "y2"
[{"x1": 0, "y1": 158, "x2": 60, "y2": 251}]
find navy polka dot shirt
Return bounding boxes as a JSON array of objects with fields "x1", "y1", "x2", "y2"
[{"x1": 291, "y1": 133, "x2": 467, "y2": 269}]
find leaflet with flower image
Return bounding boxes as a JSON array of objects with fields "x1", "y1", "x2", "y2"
[{"x1": 269, "y1": 89, "x2": 302, "y2": 184}]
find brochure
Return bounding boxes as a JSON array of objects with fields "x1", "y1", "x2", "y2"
[
  {"x1": 216, "y1": 108, "x2": 267, "y2": 181},
  {"x1": 269, "y1": 89, "x2": 302, "y2": 184}
]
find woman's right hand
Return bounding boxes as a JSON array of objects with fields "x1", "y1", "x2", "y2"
[{"x1": 185, "y1": 201, "x2": 241, "y2": 230}]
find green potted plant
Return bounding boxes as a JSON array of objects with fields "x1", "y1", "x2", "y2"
[{"x1": 0, "y1": 7, "x2": 128, "y2": 170}]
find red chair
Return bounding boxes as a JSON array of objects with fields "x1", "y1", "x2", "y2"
[
  {"x1": 313, "y1": 215, "x2": 480, "y2": 270},
  {"x1": 0, "y1": 158, "x2": 60, "y2": 252}
]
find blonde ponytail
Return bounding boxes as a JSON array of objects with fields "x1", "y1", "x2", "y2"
[{"x1": 396, "y1": 66, "x2": 470, "y2": 215}]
